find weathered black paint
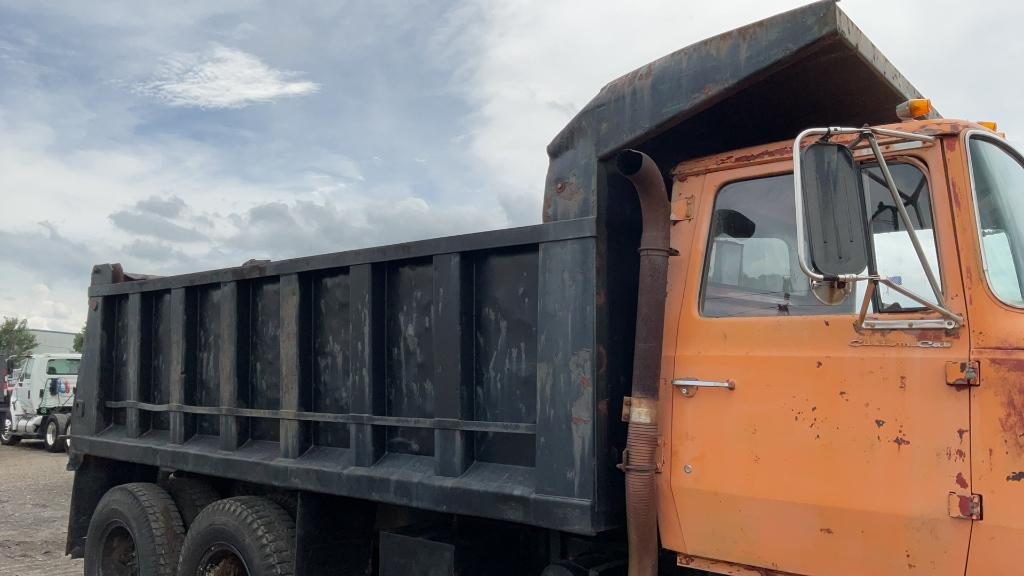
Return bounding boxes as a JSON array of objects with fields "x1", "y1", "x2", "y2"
[{"x1": 73, "y1": 218, "x2": 616, "y2": 534}]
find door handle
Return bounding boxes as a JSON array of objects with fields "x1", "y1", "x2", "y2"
[{"x1": 672, "y1": 378, "x2": 735, "y2": 398}]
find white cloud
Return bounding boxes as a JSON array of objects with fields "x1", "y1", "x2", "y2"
[
  {"x1": 135, "y1": 45, "x2": 319, "y2": 109},
  {"x1": 0, "y1": 279, "x2": 84, "y2": 333},
  {"x1": 448, "y1": 0, "x2": 1024, "y2": 226}
]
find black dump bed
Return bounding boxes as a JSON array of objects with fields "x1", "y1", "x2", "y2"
[{"x1": 72, "y1": 0, "x2": 925, "y2": 536}]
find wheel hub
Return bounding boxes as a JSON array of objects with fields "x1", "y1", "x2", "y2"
[
  {"x1": 199, "y1": 545, "x2": 249, "y2": 576},
  {"x1": 100, "y1": 525, "x2": 139, "y2": 576}
]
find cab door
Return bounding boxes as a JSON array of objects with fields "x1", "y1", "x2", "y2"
[
  {"x1": 13, "y1": 358, "x2": 35, "y2": 416},
  {"x1": 668, "y1": 154, "x2": 972, "y2": 576}
]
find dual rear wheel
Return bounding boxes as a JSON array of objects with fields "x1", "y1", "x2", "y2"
[{"x1": 85, "y1": 481, "x2": 296, "y2": 576}]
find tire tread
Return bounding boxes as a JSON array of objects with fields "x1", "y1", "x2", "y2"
[
  {"x1": 180, "y1": 496, "x2": 295, "y2": 576},
  {"x1": 86, "y1": 482, "x2": 185, "y2": 576}
]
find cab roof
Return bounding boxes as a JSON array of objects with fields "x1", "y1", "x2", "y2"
[
  {"x1": 30, "y1": 353, "x2": 82, "y2": 360},
  {"x1": 671, "y1": 119, "x2": 994, "y2": 178}
]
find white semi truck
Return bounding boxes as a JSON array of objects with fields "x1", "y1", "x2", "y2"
[{"x1": 1, "y1": 353, "x2": 78, "y2": 451}]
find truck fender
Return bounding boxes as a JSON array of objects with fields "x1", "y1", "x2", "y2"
[{"x1": 66, "y1": 457, "x2": 159, "y2": 558}]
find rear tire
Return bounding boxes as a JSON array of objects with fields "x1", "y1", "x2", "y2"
[
  {"x1": 176, "y1": 496, "x2": 295, "y2": 576},
  {"x1": 1, "y1": 412, "x2": 19, "y2": 446},
  {"x1": 160, "y1": 476, "x2": 220, "y2": 527},
  {"x1": 43, "y1": 418, "x2": 64, "y2": 452},
  {"x1": 84, "y1": 483, "x2": 186, "y2": 576}
]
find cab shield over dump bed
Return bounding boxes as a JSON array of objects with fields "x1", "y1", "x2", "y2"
[{"x1": 70, "y1": 0, "x2": 926, "y2": 538}]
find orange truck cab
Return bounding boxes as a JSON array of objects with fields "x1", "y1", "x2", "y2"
[{"x1": 653, "y1": 118, "x2": 1024, "y2": 576}]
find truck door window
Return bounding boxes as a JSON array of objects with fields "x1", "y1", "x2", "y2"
[
  {"x1": 46, "y1": 359, "x2": 80, "y2": 375},
  {"x1": 862, "y1": 163, "x2": 941, "y2": 311},
  {"x1": 968, "y1": 135, "x2": 1024, "y2": 307},
  {"x1": 701, "y1": 174, "x2": 849, "y2": 317},
  {"x1": 701, "y1": 164, "x2": 940, "y2": 317}
]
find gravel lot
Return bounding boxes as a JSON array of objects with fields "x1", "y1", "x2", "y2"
[{"x1": 0, "y1": 440, "x2": 83, "y2": 576}]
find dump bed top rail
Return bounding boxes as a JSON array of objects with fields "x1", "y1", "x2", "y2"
[{"x1": 89, "y1": 217, "x2": 596, "y2": 297}]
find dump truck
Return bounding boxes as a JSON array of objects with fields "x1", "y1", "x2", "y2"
[{"x1": 65, "y1": 2, "x2": 1024, "y2": 575}]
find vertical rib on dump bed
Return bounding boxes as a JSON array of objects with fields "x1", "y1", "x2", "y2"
[{"x1": 74, "y1": 217, "x2": 626, "y2": 535}]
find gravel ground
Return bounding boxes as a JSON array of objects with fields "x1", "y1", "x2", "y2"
[{"x1": 0, "y1": 440, "x2": 83, "y2": 576}]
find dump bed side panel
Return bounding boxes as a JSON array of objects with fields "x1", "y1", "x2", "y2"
[{"x1": 72, "y1": 218, "x2": 620, "y2": 534}]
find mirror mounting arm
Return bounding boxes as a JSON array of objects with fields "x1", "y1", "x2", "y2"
[
  {"x1": 864, "y1": 132, "x2": 944, "y2": 304},
  {"x1": 794, "y1": 127, "x2": 962, "y2": 330}
]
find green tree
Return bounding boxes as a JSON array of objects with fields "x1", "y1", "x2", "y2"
[
  {"x1": 73, "y1": 323, "x2": 86, "y2": 353},
  {"x1": 0, "y1": 317, "x2": 37, "y2": 366}
]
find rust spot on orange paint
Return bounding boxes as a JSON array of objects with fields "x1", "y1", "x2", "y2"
[
  {"x1": 957, "y1": 428, "x2": 969, "y2": 442},
  {"x1": 816, "y1": 361, "x2": 823, "y2": 368},
  {"x1": 893, "y1": 436, "x2": 911, "y2": 449},
  {"x1": 997, "y1": 370, "x2": 1024, "y2": 455},
  {"x1": 1007, "y1": 471, "x2": 1024, "y2": 482},
  {"x1": 875, "y1": 419, "x2": 886, "y2": 428},
  {"x1": 956, "y1": 472, "x2": 969, "y2": 489},
  {"x1": 732, "y1": 145, "x2": 790, "y2": 164},
  {"x1": 820, "y1": 528, "x2": 834, "y2": 535},
  {"x1": 955, "y1": 449, "x2": 966, "y2": 462},
  {"x1": 899, "y1": 376, "x2": 908, "y2": 390},
  {"x1": 957, "y1": 495, "x2": 973, "y2": 518},
  {"x1": 944, "y1": 136, "x2": 957, "y2": 153}
]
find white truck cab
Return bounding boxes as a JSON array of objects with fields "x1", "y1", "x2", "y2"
[{"x1": 1, "y1": 353, "x2": 79, "y2": 452}]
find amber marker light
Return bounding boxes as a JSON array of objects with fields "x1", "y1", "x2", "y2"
[{"x1": 896, "y1": 98, "x2": 932, "y2": 120}]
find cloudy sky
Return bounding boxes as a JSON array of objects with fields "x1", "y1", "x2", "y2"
[{"x1": 0, "y1": 0, "x2": 1020, "y2": 332}]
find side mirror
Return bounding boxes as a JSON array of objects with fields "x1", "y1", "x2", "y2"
[{"x1": 799, "y1": 142, "x2": 871, "y2": 277}]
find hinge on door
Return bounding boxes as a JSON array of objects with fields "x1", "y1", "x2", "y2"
[
  {"x1": 946, "y1": 361, "x2": 980, "y2": 387},
  {"x1": 948, "y1": 492, "x2": 983, "y2": 520}
]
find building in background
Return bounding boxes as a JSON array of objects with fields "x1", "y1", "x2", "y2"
[{"x1": 28, "y1": 329, "x2": 76, "y2": 354}]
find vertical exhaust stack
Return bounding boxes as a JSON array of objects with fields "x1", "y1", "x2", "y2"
[{"x1": 615, "y1": 149, "x2": 671, "y2": 576}]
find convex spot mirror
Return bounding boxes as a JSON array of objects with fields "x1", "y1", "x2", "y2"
[{"x1": 800, "y1": 142, "x2": 871, "y2": 278}]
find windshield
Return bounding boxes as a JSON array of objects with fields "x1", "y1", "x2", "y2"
[
  {"x1": 969, "y1": 136, "x2": 1024, "y2": 306},
  {"x1": 46, "y1": 358, "x2": 80, "y2": 376}
]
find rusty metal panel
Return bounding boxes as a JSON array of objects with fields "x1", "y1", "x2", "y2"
[
  {"x1": 945, "y1": 361, "x2": 980, "y2": 387},
  {"x1": 947, "y1": 492, "x2": 982, "y2": 520},
  {"x1": 536, "y1": 237, "x2": 597, "y2": 499},
  {"x1": 664, "y1": 145, "x2": 972, "y2": 576}
]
